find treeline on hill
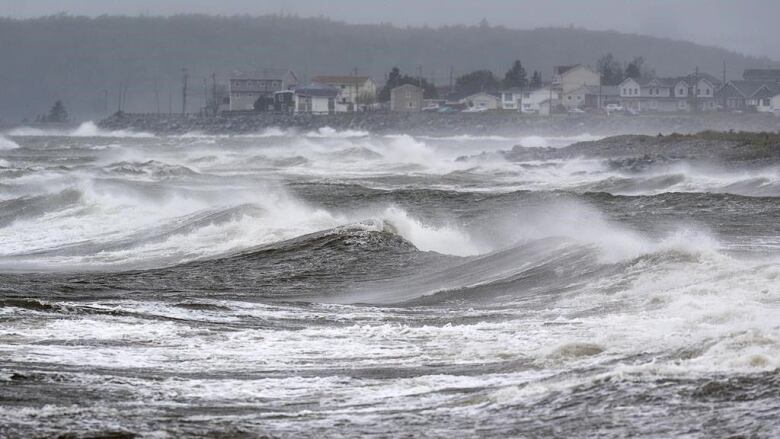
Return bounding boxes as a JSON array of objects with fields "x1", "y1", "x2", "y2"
[{"x1": 0, "y1": 14, "x2": 773, "y2": 120}]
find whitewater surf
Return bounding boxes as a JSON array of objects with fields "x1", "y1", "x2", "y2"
[{"x1": 0, "y1": 123, "x2": 778, "y2": 438}]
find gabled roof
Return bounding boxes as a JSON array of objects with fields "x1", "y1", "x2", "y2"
[
  {"x1": 554, "y1": 65, "x2": 596, "y2": 76},
  {"x1": 500, "y1": 87, "x2": 525, "y2": 93},
  {"x1": 312, "y1": 75, "x2": 372, "y2": 84},
  {"x1": 668, "y1": 72, "x2": 720, "y2": 88},
  {"x1": 750, "y1": 82, "x2": 780, "y2": 99},
  {"x1": 554, "y1": 65, "x2": 579, "y2": 75},
  {"x1": 294, "y1": 83, "x2": 340, "y2": 97},
  {"x1": 619, "y1": 76, "x2": 655, "y2": 87},
  {"x1": 621, "y1": 75, "x2": 718, "y2": 89},
  {"x1": 391, "y1": 83, "x2": 423, "y2": 92},
  {"x1": 725, "y1": 80, "x2": 776, "y2": 98},
  {"x1": 231, "y1": 68, "x2": 297, "y2": 81}
]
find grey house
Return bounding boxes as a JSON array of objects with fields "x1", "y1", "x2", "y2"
[
  {"x1": 390, "y1": 84, "x2": 423, "y2": 112},
  {"x1": 228, "y1": 68, "x2": 299, "y2": 111}
]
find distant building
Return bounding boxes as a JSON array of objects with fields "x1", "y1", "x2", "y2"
[
  {"x1": 390, "y1": 84, "x2": 424, "y2": 112},
  {"x1": 552, "y1": 65, "x2": 600, "y2": 99},
  {"x1": 563, "y1": 85, "x2": 620, "y2": 109},
  {"x1": 460, "y1": 92, "x2": 500, "y2": 110},
  {"x1": 293, "y1": 84, "x2": 339, "y2": 114},
  {"x1": 311, "y1": 75, "x2": 377, "y2": 111},
  {"x1": 517, "y1": 87, "x2": 559, "y2": 114},
  {"x1": 771, "y1": 93, "x2": 780, "y2": 113},
  {"x1": 716, "y1": 80, "x2": 780, "y2": 112},
  {"x1": 753, "y1": 83, "x2": 780, "y2": 112},
  {"x1": 619, "y1": 74, "x2": 718, "y2": 113},
  {"x1": 743, "y1": 69, "x2": 780, "y2": 83},
  {"x1": 499, "y1": 87, "x2": 524, "y2": 111},
  {"x1": 228, "y1": 68, "x2": 298, "y2": 111}
]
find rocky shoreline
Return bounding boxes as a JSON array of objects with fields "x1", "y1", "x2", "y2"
[
  {"x1": 499, "y1": 131, "x2": 780, "y2": 168},
  {"x1": 97, "y1": 111, "x2": 780, "y2": 137}
]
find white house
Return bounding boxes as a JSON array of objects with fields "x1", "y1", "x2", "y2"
[
  {"x1": 552, "y1": 65, "x2": 601, "y2": 95},
  {"x1": 771, "y1": 93, "x2": 780, "y2": 114},
  {"x1": 311, "y1": 75, "x2": 377, "y2": 111},
  {"x1": 520, "y1": 87, "x2": 559, "y2": 113},
  {"x1": 293, "y1": 84, "x2": 340, "y2": 114},
  {"x1": 619, "y1": 74, "x2": 718, "y2": 113},
  {"x1": 460, "y1": 92, "x2": 500, "y2": 110},
  {"x1": 500, "y1": 88, "x2": 523, "y2": 111},
  {"x1": 752, "y1": 83, "x2": 780, "y2": 112}
]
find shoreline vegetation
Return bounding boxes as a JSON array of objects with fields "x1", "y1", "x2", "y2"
[{"x1": 97, "y1": 111, "x2": 780, "y2": 137}]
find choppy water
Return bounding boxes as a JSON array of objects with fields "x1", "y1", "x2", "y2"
[{"x1": 1, "y1": 123, "x2": 779, "y2": 438}]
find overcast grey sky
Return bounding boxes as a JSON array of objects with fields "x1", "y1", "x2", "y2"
[{"x1": 2, "y1": 0, "x2": 778, "y2": 60}]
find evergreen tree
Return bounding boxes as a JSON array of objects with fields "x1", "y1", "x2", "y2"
[
  {"x1": 378, "y1": 67, "x2": 438, "y2": 102},
  {"x1": 455, "y1": 70, "x2": 500, "y2": 95},
  {"x1": 596, "y1": 53, "x2": 625, "y2": 85},
  {"x1": 625, "y1": 57, "x2": 645, "y2": 80},
  {"x1": 503, "y1": 60, "x2": 527, "y2": 89},
  {"x1": 529, "y1": 70, "x2": 543, "y2": 89},
  {"x1": 47, "y1": 100, "x2": 68, "y2": 123}
]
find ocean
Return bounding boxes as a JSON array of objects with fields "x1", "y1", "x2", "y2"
[{"x1": 0, "y1": 123, "x2": 778, "y2": 438}]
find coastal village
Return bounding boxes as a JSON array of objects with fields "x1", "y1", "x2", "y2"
[{"x1": 211, "y1": 64, "x2": 780, "y2": 118}]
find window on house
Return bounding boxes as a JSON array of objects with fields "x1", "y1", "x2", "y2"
[{"x1": 697, "y1": 88, "x2": 701, "y2": 96}]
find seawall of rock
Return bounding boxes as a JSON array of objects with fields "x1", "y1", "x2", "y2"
[{"x1": 98, "y1": 111, "x2": 780, "y2": 137}]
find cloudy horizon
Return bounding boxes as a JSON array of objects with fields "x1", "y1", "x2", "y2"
[{"x1": 1, "y1": 0, "x2": 779, "y2": 60}]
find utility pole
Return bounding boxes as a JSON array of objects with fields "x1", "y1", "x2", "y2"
[
  {"x1": 154, "y1": 78, "x2": 160, "y2": 115},
  {"x1": 694, "y1": 66, "x2": 699, "y2": 113},
  {"x1": 103, "y1": 90, "x2": 108, "y2": 114},
  {"x1": 168, "y1": 82, "x2": 173, "y2": 116},
  {"x1": 353, "y1": 67, "x2": 359, "y2": 111},
  {"x1": 212, "y1": 73, "x2": 217, "y2": 116},
  {"x1": 122, "y1": 82, "x2": 129, "y2": 113},
  {"x1": 449, "y1": 66, "x2": 454, "y2": 94},
  {"x1": 417, "y1": 65, "x2": 423, "y2": 88},
  {"x1": 548, "y1": 72, "x2": 553, "y2": 117},
  {"x1": 117, "y1": 81, "x2": 123, "y2": 113},
  {"x1": 203, "y1": 77, "x2": 208, "y2": 116},
  {"x1": 599, "y1": 73, "x2": 603, "y2": 113},
  {"x1": 181, "y1": 68, "x2": 189, "y2": 116}
]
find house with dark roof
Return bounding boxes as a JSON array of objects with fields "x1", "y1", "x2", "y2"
[
  {"x1": 743, "y1": 69, "x2": 780, "y2": 83},
  {"x1": 618, "y1": 74, "x2": 718, "y2": 112},
  {"x1": 716, "y1": 80, "x2": 780, "y2": 111},
  {"x1": 311, "y1": 75, "x2": 377, "y2": 111},
  {"x1": 228, "y1": 68, "x2": 298, "y2": 111},
  {"x1": 753, "y1": 83, "x2": 780, "y2": 112},
  {"x1": 293, "y1": 83, "x2": 340, "y2": 114},
  {"x1": 293, "y1": 83, "x2": 339, "y2": 114}
]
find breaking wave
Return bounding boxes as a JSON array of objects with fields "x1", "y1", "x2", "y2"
[
  {"x1": 0, "y1": 135, "x2": 20, "y2": 150},
  {"x1": 6, "y1": 121, "x2": 154, "y2": 138}
]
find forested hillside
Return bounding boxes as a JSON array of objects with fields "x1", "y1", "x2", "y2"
[{"x1": 0, "y1": 14, "x2": 773, "y2": 120}]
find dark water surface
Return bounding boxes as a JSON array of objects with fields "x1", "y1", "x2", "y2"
[{"x1": 0, "y1": 124, "x2": 778, "y2": 438}]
